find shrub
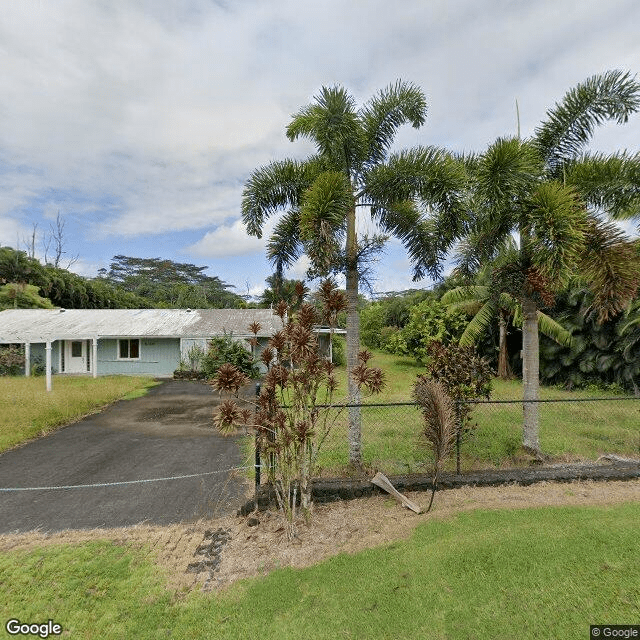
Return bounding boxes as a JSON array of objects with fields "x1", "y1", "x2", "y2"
[
  {"x1": 360, "y1": 303, "x2": 386, "y2": 349},
  {"x1": 31, "y1": 356, "x2": 45, "y2": 377},
  {"x1": 384, "y1": 299, "x2": 468, "y2": 363},
  {"x1": 0, "y1": 345, "x2": 25, "y2": 376},
  {"x1": 331, "y1": 334, "x2": 346, "y2": 366},
  {"x1": 418, "y1": 341, "x2": 493, "y2": 440},
  {"x1": 212, "y1": 279, "x2": 384, "y2": 539},
  {"x1": 202, "y1": 334, "x2": 259, "y2": 380}
]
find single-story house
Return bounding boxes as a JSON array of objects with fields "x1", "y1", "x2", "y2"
[{"x1": 0, "y1": 308, "x2": 344, "y2": 389}]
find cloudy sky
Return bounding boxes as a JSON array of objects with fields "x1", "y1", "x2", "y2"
[{"x1": 2, "y1": 0, "x2": 640, "y2": 298}]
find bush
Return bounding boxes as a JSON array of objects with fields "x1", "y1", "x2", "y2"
[
  {"x1": 418, "y1": 341, "x2": 493, "y2": 439},
  {"x1": 385, "y1": 299, "x2": 468, "y2": 363},
  {"x1": 0, "y1": 345, "x2": 25, "y2": 376},
  {"x1": 331, "y1": 334, "x2": 346, "y2": 366},
  {"x1": 360, "y1": 303, "x2": 386, "y2": 349},
  {"x1": 202, "y1": 334, "x2": 259, "y2": 380},
  {"x1": 31, "y1": 357, "x2": 45, "y2": 377}
]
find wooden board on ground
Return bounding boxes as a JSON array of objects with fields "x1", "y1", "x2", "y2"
[{"x1": 371, "y1": 472, "x2": 423, "y2": 514}]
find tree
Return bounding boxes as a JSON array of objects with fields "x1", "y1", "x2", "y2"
[
  {"x1": 441, "y1": 249, "x2": 572, "y2": 379},
  {"x1": 99, "y1": 255, "x2": 243, "y2": 308},
  {"x1": 459, "y1": 70, "x2": 640, "y2": 454},
  {"x1": 0, "y1": 246, "x2": 48, "y2": 289},
  {"x1": 242, "y1": 81, "x2": 467, "y2": 465},
  {"x1": 258, "y1": 275, "x2": 308, "y2": 309},
  {"x1": 0, "y1": 283, "x2": 54, "y2": 310},
  {"x1": 43, "y1": 211, "x2": 78, "y2": 269},
  {"x1": 384, "y1": 297, "x2": 469, "y2": 364}
]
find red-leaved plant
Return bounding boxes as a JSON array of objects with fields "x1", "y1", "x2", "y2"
[{"x1": 212, "y1": 279, "x2": 384, "y2": 539}]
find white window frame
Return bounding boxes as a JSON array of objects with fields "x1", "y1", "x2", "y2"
[{"x1": 117, "y1": 338, "x2": 141, "y2": 360}]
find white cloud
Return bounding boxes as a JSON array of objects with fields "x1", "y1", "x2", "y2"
[
  {"x1": 187, "y1": 217, "x2": 270, "y2": 258},
  {"x1": 1, "y1": 0, "x2": 639, "y2": 289}
]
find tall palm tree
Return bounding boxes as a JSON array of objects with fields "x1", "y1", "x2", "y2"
[
  {"x1": 459, "y1": 70, "x2": 640, "y2": 455},
  {"x1": 242, "y1": 81, "x2": 467, "y2": 465}
]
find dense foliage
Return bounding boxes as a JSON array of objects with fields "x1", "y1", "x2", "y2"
[
  {"x1": 384, "y1": 298, "x2": 469, "y2": 363},
  {"x1": 0, "y1": 283, "x2": 55, "y2": 310},
  {"x1": 98, "y1": 255, "x2": 244, "y2": 308},
  {"x1": 0, "y1": 345, "x2": 25, "y2": 376},
  {"x1": 360, "y1": 290, "x2": 431, "y2": 350},
  {"x1": 202, "y1": 335, "x2": 259, "y2": 380},
  {"x1": 540, "y1": 286, "x2": 640, "y2": 393},
  {"x1": 0, "y1": 247, "x2": 244, "y2": 310},
  {"x1": 0, "y1": 246, "x2": 148, "y2": 309}
]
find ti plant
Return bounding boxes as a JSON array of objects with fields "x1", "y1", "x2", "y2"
[
  {"x1": 212, "y1": 279, "x2": 385, "y2": 539},
  {"x1": 412, "y1": 378, "x2": 457, "y2": 513}
]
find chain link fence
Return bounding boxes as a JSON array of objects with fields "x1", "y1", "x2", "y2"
[{"x1": 318, "y1": 396, "x2": 640, "y2": 475}]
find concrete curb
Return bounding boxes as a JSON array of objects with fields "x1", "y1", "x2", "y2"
[{"x1": 239, "y1": 460, "x2": 640, "y2": 515}]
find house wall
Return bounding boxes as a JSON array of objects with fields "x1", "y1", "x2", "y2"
[
  {"x1": 28, "y1": 342, "x2": 61, "y2": 374},
  {"x1": 181, "y1": 336, "x2": 272, "y2": 373},
  {"x1": 180, "y1": 338, "x2": 209, "y2": 365},
  {"x1": 24, "y1": 335, "x2": 273, "y2": 377},
  {"x1": 97, "y1": 338, "x2": 181, "y2": 376}
]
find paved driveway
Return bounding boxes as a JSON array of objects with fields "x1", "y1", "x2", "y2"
[{"x1": 0, "y1": 380, "x2": 251, "y2": 534}]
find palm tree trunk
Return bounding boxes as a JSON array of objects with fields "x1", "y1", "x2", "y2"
[
  {"x1": 346, "y1": 204, "x2": 362, "y2": 466},
  {"x1": 521, "y1": 295, "x2": 541, "y2": 454},
  {"x1": 497, "y1": 311, "x2": 513, "y2": 379}
]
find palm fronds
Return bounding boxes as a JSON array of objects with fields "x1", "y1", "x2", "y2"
[
  {"x1": 535, "y1": 70, "x2": 640, "y2": 172},
  {"x1": 579, "y1": 216, "x2": 640, "y2": 322},
  {"x1": 360, "y1": 79, "x2": 428, "y2": 168},
  {"x1": 412, "y1": 378, "x2": 457, "y2": 512}
]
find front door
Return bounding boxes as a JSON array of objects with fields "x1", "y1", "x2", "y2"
[{"x1": 64, "y1": 340, "x2": 87, "y2": 373}]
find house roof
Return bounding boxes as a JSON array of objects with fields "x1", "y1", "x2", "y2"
[{"x1": 0, "y1": 308, "x2": 283, "y2": 343}]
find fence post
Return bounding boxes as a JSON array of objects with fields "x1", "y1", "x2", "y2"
[
  {"x1": 456, "y1": 407, "x2": 462, "y2": 475},
  {"x1": 254, "y1": 382, "x2": 261, "y2": 493}
]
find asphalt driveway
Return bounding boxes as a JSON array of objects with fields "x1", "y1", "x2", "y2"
[{"x1": 0, "y1": 380, "x2": 252, "y2": 534}]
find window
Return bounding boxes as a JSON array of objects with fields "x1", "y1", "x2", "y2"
[
  {"x1": 118, "y1": 339, "x2": 140, "y2": 359},
  {"x1": 71, "y1": 341, "x2": 83, "y2": 358}
]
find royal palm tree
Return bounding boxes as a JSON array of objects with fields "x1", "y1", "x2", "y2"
[
  {"x1": 458, "y1": 70, "x2": 640, "y2": 455},
  {"x1": 242, "y1": 81, "x2": 467, "y2": 465}
]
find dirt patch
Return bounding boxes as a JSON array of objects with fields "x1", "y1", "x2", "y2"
[{"x1": 2, "y1": 478, "x2": 638, "y2": 595}]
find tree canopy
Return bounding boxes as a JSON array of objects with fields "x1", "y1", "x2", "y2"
[{"x1": 97, "y1": 255, "x2": 244, "y2": 308}]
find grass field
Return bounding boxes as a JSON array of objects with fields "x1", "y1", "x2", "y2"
[
  {"x1": 315, "y1": 350, "x2": 640, "y2": 474},
  {"x1": 1, "y1": 502, "x2": 638, "y2": 639},
  {"x1": 0, "y1": 375, "x2": 159, "y2": 453}
]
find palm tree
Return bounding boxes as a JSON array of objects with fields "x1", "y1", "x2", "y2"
[
  {"x1": 442, "y1": 241, "x2": 572, "y2": 379},
  {"x1": 459, "y1": 70, "x2": 640, "y2": 455},
  {"x1": 442, "y1": 284, "x2": 573, "y2": 379},
  {"x1": 242, "y1": 81, "x2": 467, "y2": 465}
]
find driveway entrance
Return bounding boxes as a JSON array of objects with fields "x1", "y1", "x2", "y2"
[{"x1": 0, "y1": 380, "x2": 250, "y2": 533}]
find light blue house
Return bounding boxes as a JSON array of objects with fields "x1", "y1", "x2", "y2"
[{"x1": 0, "y1": 308, "x2": 283, "y2": 389}]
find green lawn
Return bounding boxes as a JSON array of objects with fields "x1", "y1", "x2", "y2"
[
  {"x1": 317, "y1": 350, "x2": 640, "y2": 474},
  {"x1": 1, "y1": 502, "x2": 638, "y2": 639},
  {"x1": 0, "y1": 375, "x2": 159, "y2": 452}
]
